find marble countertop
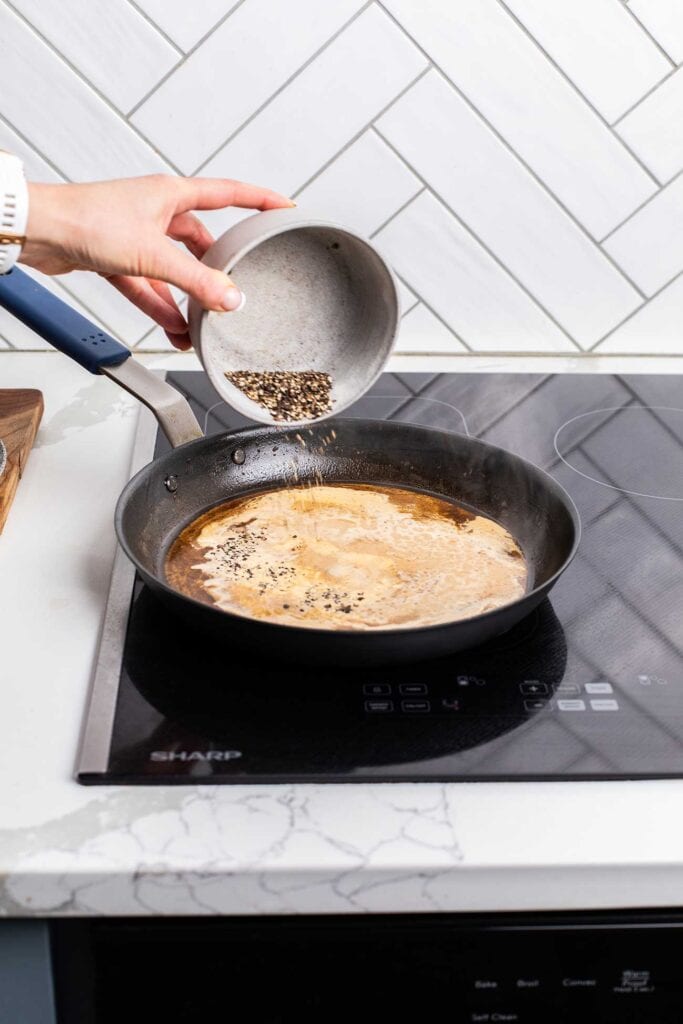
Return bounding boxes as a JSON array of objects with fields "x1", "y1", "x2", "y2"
[{"x1": 3, "y1": 349, "x2": 683, "y2": 917}]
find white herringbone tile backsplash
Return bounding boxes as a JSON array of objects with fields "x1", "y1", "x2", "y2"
[{"x1": 1, "y1": 0, "x2": 683, "y2": 356}]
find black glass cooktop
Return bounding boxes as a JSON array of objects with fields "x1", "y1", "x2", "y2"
[{"x1": 78, "y1": 372, "x2": 683, "y2": 784}]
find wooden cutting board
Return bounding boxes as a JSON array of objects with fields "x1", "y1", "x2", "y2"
[{"x1": 0, "y1": 389, "x2": 43, "y2": 533}]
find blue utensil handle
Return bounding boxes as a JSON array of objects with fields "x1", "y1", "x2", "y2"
[{"x1": 0, "y1": 266, "x2": 131, "y2": 374}]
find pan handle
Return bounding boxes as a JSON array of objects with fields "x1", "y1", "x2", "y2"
[{"x1": 0, "y1": 267, "x2": 203, "y2": 448}]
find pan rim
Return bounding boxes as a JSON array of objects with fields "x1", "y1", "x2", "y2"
[{"x1": 115, "y1": 419, "x2": 582, "y2": 639}]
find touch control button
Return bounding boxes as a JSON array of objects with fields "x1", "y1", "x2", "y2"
[
  {"x1": 401, "y1": 699, "x2": 430, "y2": 713},
  {"x1": 557, "y1": 683, "x2": 580, "y2": 695},
  {"x1": 586, "y1": 682, "x2": 613, "y2": 694},
  {"x1": 590, "y1": 698, "x2": 619, "y2": 711},
  {"x1": 520, "y1": 681, "x2": 548, "y2": 695},
  {"x1": 524, "y1": 699, "x2": 547, "y2": 712},
  {"x1": 399, "y1": 683, "x2": 428, "y2": 695},
  {"x1": 470, "y1": 1016, "x2": 519, "y2": 1024},
  {"x1": 363, "y1": 684, "x2": 391, "y2": 696},
  {"x1": 557, "y1": 699, "x2": 586, "y2": 711},
  {"x1": 471, "y1": 1012, "x2": 519, "y2": 1023},
  {"x1": 614, "y1": 969, "x2": 654, "y2": 993},
  {"x1": 364, "y1": 700, "x2": 393, "y2": 713}
]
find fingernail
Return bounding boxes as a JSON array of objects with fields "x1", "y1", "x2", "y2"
[
  {"x1": 288, "y1": 199, "x2": 297, "y2": 207},
  {"x1": 221, "y1": 286, "x2": 244, "y2": 311}
]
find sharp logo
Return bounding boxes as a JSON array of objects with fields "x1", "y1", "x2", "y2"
[{"x1": 150, "y1": 750, "x2": 243, "y2": 762}]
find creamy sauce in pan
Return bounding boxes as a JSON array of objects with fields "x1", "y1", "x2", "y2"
[{"x1": 164, "y1": 484, "x2": 527, "y2": 631}]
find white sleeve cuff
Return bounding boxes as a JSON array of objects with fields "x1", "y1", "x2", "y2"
[{"x1": 0, "y1": 151, "x2": 28, "y2": 274}]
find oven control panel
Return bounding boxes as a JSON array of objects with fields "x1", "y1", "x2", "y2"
[
  {"x1": 450, "y1": 920, "x2": 681, "y2": 1022},
  {"x1": 57, "y1": 912, "x2": 683, "y2": 1023}
]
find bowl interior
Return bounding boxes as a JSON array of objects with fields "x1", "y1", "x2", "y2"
[{"x1": 199, "y1": 226, "x2": 398, "y2": 425}]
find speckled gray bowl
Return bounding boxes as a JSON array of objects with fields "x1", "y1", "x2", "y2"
[{"x1": 187, "y1": 209, "x2": 399, "y2": 425}]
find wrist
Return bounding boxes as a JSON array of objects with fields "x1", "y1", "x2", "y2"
[
  {"x1": 0, "y1": 152, "x2": 29, "y2": 274},
  {"x1": 21, "y1": 183, "x2": 82, "y2": 274},
  {"x1": 25, "y1": 182, "x2": 69, "y2": 248}
]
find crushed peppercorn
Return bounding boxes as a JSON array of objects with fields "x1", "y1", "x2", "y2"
[{"x1": 225, "y1": 370, "x2": 333, "y2": 422}]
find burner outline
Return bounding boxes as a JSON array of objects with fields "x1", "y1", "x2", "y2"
[
  {"x1": 554, "y1": 405, "x2": 683, "y2": 502},
  {"x1": 203, "y1": 395, "x2": 470, "y2": 436}
]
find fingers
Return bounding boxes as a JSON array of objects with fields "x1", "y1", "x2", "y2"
[
  {"x1": 106, "y1": 274, "x2": 193, "y2": 350},
  {"x1": 107, "y1": 274, "x2": 187, "y2": 332},
  {"x1": 163, "y1": 329, "x2": 193, "y2": 351},
  {"x1": 143, "y1": 240, "x2": 243, "y2": 312},
  {"x1": 167, "y1": 212, "x2": 214, "y2": 259},
  {"x1": 146, "y1": 276, "x2": 182, "y2": 310},
  {"x1": 146, "y1": 278, "x2": 193, "y2": 350},
  {"x1": 173, "y1": 176, "x2": 294, "y2": 214}
]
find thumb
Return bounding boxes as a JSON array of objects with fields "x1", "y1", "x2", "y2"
[{"x1": 149, "y1": 241, "x2": 244, "y2": 311}]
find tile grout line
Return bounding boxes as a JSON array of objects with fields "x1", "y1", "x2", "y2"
[
  {"x1": 618, "y1": 0, "x2": 678, "y2": 68},
  {"x1": 611, "y1": 62, "x2": 680, "y2": 127},
  {"x1": 369, "y1": 186, "x2": 425, "y2": 239},
  {"x1": 290, "y1": 65, "x2": 432, "y2": 199},
  {"x1": 395, "y1": 294, "x2": 473, "y2": 352},
  {"x1": 135, "y1": 346, "x2": 184, "y2": 352},
  {"x1": 399, "y1": 300, "x2": 419, "y2": 317},
  {"x1": 132, "y1": 322, "x2": 166, "y2": 349},
  {"x1": 373, "y1": 224, "x2": 473, "y2": 352},
  {"x1": 388, "y1": 267, "x2": 472, "y2": 351},
  {"x1": 0, "y1": 111, "x2": 71, "y2": 182},
  {"x1": 370, "y1": 198, "x2": 482, "y2": 353},
  {"x1": 494, "y1": 0, "x2": 664, "y2": 185},
  {"x1": 123, "y1": 0, "x2": 186, "y2": 57},
  {"x1": 396, "y1": 294, "x2": 472, "y2": 352},
  {"x1": 588, "y1": 268, "x2": 683, "y2": 352},
  {"x1": 126, "y1": 0, "x2": 249, "y2": 117},
  {"x1": 132, "y1": 302, "x2": 187, "y2": 347},
  {"x1": 128, "y1": 295, "x2": 190, "y2": 348},
  {"x1": 191, "y1": 0, "x2": 376, "y2": 177},
  {"x1": 373, "y1": 125, "x2": 583, "y2": 352},
  {"x1": 16, "y1": 341, "x2": 683, "y2": 358},
  {"x1": 2, "y1": 0, "x2": 183, "y2": 176},
  {"x1": 374, "y1": 1, "x2": 651, "y2": 289},
  {"x1": 598, "y1": 169, "x2": 683, "y2": 244}
]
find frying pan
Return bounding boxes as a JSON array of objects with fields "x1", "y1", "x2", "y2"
[{"x1": 0, "y1": 267, "x2": 580, "y2": 665}]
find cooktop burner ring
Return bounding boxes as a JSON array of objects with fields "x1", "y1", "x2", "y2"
[
  {"x1": 553, "y1": 405, "x2": 683, "y2": 502},
  {"x1": 202, "y1": 395, "x2": 471, "y2": 436}
]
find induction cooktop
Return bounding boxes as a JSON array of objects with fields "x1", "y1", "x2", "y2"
[{"x1": 77, "y1": 372, "x2": 683, "y2": 784}]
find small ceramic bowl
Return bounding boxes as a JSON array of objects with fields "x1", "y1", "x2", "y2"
[{"x1": 187, "y1": 208, "x2": 399, "y2": 426}]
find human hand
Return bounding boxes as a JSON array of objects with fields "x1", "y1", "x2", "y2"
[{"x1": 20, "y1": 175, "x2": 294, "y2": 350}]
